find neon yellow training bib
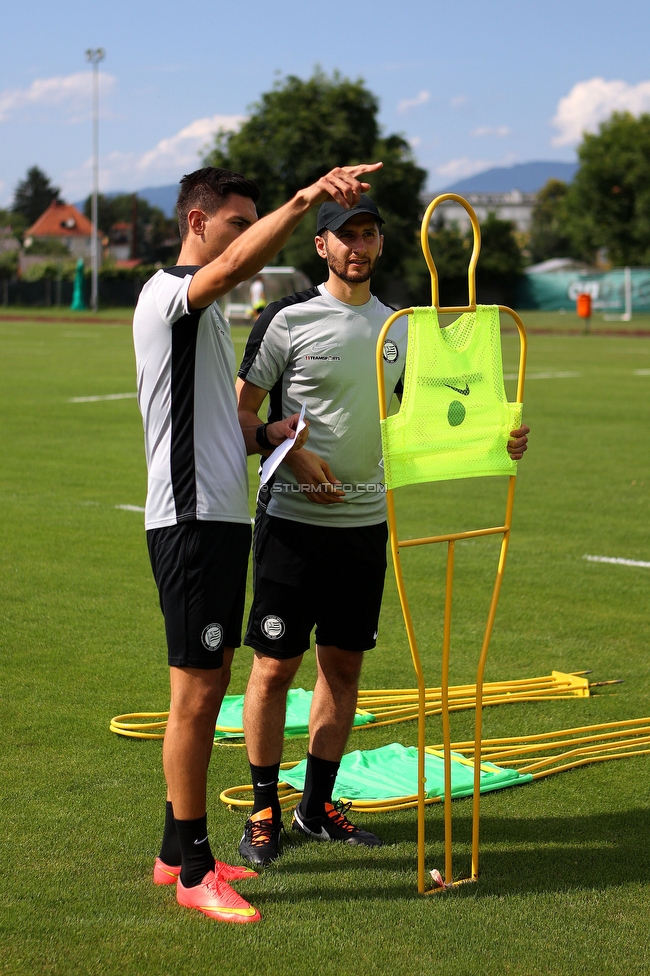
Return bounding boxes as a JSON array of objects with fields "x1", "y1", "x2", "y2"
[{"x1": 381, "y1": 305, "x2": 522, "y2": 490}]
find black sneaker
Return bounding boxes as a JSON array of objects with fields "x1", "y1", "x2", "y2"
[
  {"x1": 291, "y1": 800, "x2": 382, "y2": 846},
  {"x1": 239, "y1": 806, "x2": 281, "y2": 866}
]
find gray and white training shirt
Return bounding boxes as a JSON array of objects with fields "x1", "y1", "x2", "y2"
[
  {"x1": 238, "y1": 283, "x2": 407, "y2": 528},
  {"x1": 133, "y1": 267, "x2": 250, "y2": 530}
]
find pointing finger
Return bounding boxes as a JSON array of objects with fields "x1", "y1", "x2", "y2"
[{"x1": 343, "y1": 162, "x2": 383, "y2": 177}]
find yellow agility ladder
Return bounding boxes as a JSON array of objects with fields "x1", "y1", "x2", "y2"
[
  {"x1": 376, "y1": 194, "x2": 527, "y2": 894},
  {"x1": 219, "y1": 717, "x2": 650, "y2": 821},
  {"x1": 110, "y1": 671, "x2": 603, "y2": 740}
]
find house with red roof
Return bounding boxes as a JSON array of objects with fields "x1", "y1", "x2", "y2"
[{"x1": 24, "y1": 201, "x2": 103, "y2": 262}]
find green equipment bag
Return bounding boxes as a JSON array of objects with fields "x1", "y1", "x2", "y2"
[{"x1": 381, "y1": 305, "x2": 522, "y2": 490}]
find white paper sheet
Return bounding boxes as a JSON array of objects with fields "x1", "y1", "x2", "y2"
[{"x1": 260, "y1": 403, "x2": 307, "y2": 486}]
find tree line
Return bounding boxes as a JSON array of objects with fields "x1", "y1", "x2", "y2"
[
  {"x1": 528, "y1": 112, "x2": 650, "y2": 268},
  {"x1": 2, "y1": 70, "x2": 649, "y2": 302}
]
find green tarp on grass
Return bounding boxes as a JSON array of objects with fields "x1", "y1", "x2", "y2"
[
  {"x1": 281, "y1": 742, "x2": 533, "y2": 801},
  {"x1": 214, "y1": 688, "x2": 376, "y2": 740}
]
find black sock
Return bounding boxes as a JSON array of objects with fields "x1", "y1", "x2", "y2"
[
  {"x1": 158, "y1": 800, "x2": 182, "y2": 866},
  {"x1": 300, "y1": 752, "x2": 340, "y2": 818},
  {"x1": 250, "y1": 762, "x2": 281, "y2": 823},
  {"x1": 175, "y1": 814, "x2": 215, "y2": 888}
]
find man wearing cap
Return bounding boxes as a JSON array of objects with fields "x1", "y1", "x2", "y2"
[
  {"x1": 236, "y1": 195, "x2": 530, "y2": 866},
  {"x1": 236, "y1": 196, "x2": 395, "y2": 865}
]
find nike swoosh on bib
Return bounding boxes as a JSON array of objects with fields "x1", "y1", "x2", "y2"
[
  {"x1": 310, "y1": 341, "x2": 338, "y2": 354},
  {"x1": 443, "y1": 382, "x2": 470, "y2": 396}
]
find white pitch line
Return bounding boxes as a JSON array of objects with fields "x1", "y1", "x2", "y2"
[
  {"x1": 584, "y1": 554, "x2": 650, "y2": 569},
  {"x1": 634, "y1": 369, "x2": 650, "y2": 376},
  {"x1": 69, "y1": 393, "x2": 137, "y2": 403},
  {"x1": 503, "y1": 371, "x2": 581, "y2": 381},
  {"x1": 115, "y1": 504, "x2": 145, "y2": 513}
]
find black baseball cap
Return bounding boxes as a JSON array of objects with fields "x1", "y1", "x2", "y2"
[{"x1": 316, "y1": 194, "x2": 384, "y2": 234}]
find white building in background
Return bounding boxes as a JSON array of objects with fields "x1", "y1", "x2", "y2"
[{"x1": 432, "y1": 190, "x2": 536, "y2": 233}]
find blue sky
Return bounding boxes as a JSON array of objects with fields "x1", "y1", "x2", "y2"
[{"x1": 2, "y1": 0, "x2": 650, "y2": 207}]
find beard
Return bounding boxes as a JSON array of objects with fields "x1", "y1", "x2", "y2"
[{"x1": 325, "y1": 249, "x2": 380, "y2": 284}]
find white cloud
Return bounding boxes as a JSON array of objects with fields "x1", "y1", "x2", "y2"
[
  {"x1": 134, "y1": 114, "x2": 244, "y2": 172},
  {"x1": 450, "y1": 95, "x2": 467, "y2": 108},
  {"x1": 472, "y1": 125, "x2": 511, "y2": 138},
  {"x1": 60, "y1": 114, "x2": 245, "y2": 199},
  {"x1": 398, "y1": 90, "x2": 430, "y2": 112},
  {"x1": 0, "y1": 72, "x2": 115, "y2": 123},
  {"x1": 435, "y1": 157, "x2": 493, "y2": 181},
  {"x1": 408, "y1": 136, "x2": 422, "y2": 148},
  {"x1": 551, "y1": 77, "x2": 650, "y2": 146}
]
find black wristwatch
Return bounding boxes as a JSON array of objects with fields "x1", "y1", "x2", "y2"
[{"x1": 255, "y1": 423, "x2": 274, "y2": 452}]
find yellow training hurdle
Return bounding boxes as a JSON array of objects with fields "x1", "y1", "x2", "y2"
[{"x1": 376, "y1": 193, "x2": 527, "y2": 893}]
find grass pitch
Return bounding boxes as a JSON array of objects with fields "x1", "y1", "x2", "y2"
[{"x1": 1, "y1": 311, "x2": 650, "y2": 976}]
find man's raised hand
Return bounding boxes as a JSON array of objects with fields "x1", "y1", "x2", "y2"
[{"x1": 302, "y1": 162, "x2": 383, "y2": 210}]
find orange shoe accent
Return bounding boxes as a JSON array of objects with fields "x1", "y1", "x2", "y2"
[
  {"x1": 324, "y1": 801, "x2": 357, "y2": 833},
  {"x1": 176, "y1": 870, "x2": 261, "y2": 923},
  {"x1": 239, "y1": 806, "x2": 282, "y2": 866},
  {"x1": 153, "y1": 857, "x2": 180, "y2": 885},
  {"x1": 153, "y1": 856, "x2": 257, "y2": 885}
]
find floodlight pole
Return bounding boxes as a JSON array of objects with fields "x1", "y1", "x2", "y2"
[{"x1": 85, "y1": 48, "x2": 105, "y2": 312}]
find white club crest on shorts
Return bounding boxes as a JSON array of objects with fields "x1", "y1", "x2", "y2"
[
  {"x1": 261, "y1": 615, "x2": 285, "y2": 640},
  {"x1": 201, "y1": 623, "x2": 223, "y2": 651},
  {"x1": 383, "y1": 340, "x2": 398, "y2": 363}
]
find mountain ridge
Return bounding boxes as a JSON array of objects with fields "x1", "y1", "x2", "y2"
[
  {"x1": 74, "y1": 184, "x2": 180, "y2": 218},
  {"x1": 77, "y1": 161, "x2": 580, "y2": 218},
  {"x1": 436, "y1": 160, "x2": 577, "y2": 195}
]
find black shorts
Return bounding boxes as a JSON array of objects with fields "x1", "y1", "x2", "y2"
[
  {"x1": 245, "y1": 514, "x2": 388, "y2": 659},
  {"x1": 147, "y1": 520, "x2": 252, "y2": 669}
]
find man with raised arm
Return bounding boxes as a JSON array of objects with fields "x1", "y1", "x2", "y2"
[
  {"x1": 132, "y1": 162, "x2": 381, "y2": 922},
  {"x1": 236, "y1": 195, "x2": 530, "y2": 866}
]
